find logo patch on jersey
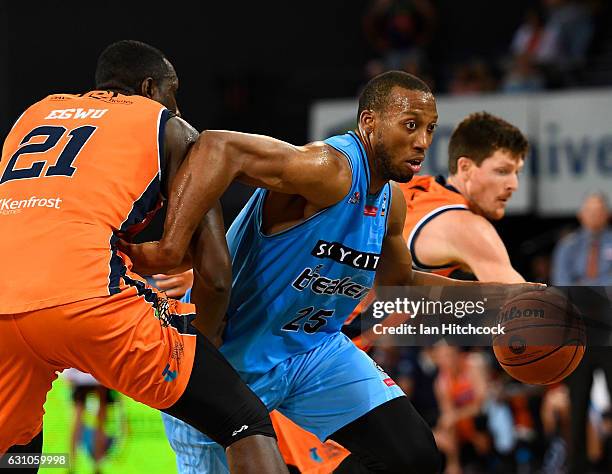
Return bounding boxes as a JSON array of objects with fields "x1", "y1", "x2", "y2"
[
  {"x1": 79, "y1": 91, "x2": 134, "y2": 105},
  {"x1": 292, "y1": 265, "x2": 371, "y2": 299},
  {"x1": 348, "y1": 191, "x2": 360, "y2": 204},
  {"x1": 0, "y1": 196, "x2": 62, "y2": 215},
  {"x1": 232, "y1": 425, "x2": 249, "y2": 436},
  {"x1": 162, "y1": 363, "x2": 177, "y2": 382},
  {"x1": 310, "y1": 448, "x2": 323, "y2": 463},
  {"x1": 383, "y1": 378, "x2": 396, "y2": 387},
  {"x1": 380, "y1": 192, "x2": 388, "y2": 217},
  {"x1": 363, "y1": 205, "x2": 378, "y2": 216},
  {"x1": 311, "y1": 240, "x2": 380, "y2": 271},
  {"x1": 171, "y1": 342, "x2": 184, "y2": 362}
]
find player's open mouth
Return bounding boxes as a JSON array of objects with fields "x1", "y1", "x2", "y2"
[{"x1": 407, "y1": 158, "x2": 424, "y2": 173}]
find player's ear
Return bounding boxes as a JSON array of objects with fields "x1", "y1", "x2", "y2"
[
  {"x1": 140, "y1": 77, "x2": 155, "y2": 99},
  {"x1": 359, "y1": 109, "x2": 375, "y2": 135},
  {"x1": 457, "y1": 156, "x2": 473, "y2": 175}
]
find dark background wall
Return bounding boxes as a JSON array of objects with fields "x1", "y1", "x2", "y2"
[
  {"x1": 1, "y1": 0, "x2": 532, "y2": 141},
  {"x1": 0, "y1": 1, "x2": 581, "y2": 279}
]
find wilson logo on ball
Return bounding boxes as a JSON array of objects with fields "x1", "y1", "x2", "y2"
[{"x1": 499, "y1": 306, "x2": 545, "y2": 323}]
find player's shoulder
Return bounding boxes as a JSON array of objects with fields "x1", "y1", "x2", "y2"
[
  {"x1": 427, "y1": 209, "x2": 494, "y2": 241},
  {"x1": 165, "y1": 116, "x2": 199, "y2": 145},
  {"x1": 301, "y1": 140, "x2": 353, "y2": 179},
  {"x1": 320, "y1": 131, "x2": 367, "y2": 165}
]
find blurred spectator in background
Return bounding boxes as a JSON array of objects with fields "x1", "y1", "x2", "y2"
[
  {"x1": 552, "y1": 193, "x2": 612, "y2": 286},
  {"x1": 448, "y1": 60, "x2": 497, "y2": 96},
  {"x1": 540, "y1": 384, "x2": 571, "y2": 473},
  {"x1": 63, "y1": 369, "x2": 115, "y2": 474},
  {"x1": 552, "y1": 192, "x2": 612, "y2": 474},
  {"x1": 370, "y1": 345, "x2": 440, "y2": 427},
  {"x1": 363, "y1": 0, "x2": 437, "y2": 70},
  {"x1": 538, "y1": 0, "x2": 595, "y2": 86},
  {"x1": 509, "y1": 7, "x2": 548, "y2": 61},
  {"x1": 597, "y1": 410, "x2": 612, "y2": 472},
  {"x1": 433, "y1": 346, "x2": 491, "y2": 474},
  {"x1": 539, "y1": 0, "x2": 594, "y2": 67},
  {"x1": 502, "y1": 53, "x2": 546, "y2": 93}
]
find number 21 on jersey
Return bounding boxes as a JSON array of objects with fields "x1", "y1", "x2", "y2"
[{"x1": 0, "y1": 125, "x2": 96, "y2": 185}]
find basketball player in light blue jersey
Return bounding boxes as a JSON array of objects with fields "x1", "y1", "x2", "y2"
[{"x1": 121, "y1": 71, "x2": 522, "y2": 473}]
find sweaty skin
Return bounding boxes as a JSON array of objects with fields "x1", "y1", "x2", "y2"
[{"x1": 120, "y1": 87, "x2": 542, "y2": 298}]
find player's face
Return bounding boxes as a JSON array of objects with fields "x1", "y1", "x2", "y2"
[
  {"x1": 152, "y1": 59, "x2": 180, "y2": 115},
  {"x1": 464, "y1": 150, "x2": 524, "y2": 220},
  {"x1": 372, "y1": 87, "x2": 438, "y2": 183}
]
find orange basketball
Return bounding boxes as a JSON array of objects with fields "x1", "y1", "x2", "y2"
[{"x1": 492, "y1": 289, "x2": 586, "y2": 385}]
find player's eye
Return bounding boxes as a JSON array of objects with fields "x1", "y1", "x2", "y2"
[
  {"x1": 406, "y1": 121, "x2": 417, "y2": 130},
  {"x1": 427, "y1": 123, "x2": 438, "y2": 133}
]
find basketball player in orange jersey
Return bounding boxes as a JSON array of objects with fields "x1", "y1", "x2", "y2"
[
  {"x1": 399, "y1": 112, "x2": 529, "y2": 473},
  {"x1": 401, "y1": 111, "x2": 528, "y2": 283},
  {"x1": 0, "y1": 40, "x2": 287, "y2": 474}
]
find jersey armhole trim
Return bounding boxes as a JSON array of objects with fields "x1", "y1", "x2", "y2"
[
  {"x1": 408, "y1": 204, "x2": 469, "y2": 270},
  {"x1": 157, "y1": 108, "x2": 173, "y2": 182},
  {"x1": 383, "y1": 182, "x2": 392, "y2": 237},
  {"x1": 347, "y1": 131, "x2": 370, "y2": 189}
]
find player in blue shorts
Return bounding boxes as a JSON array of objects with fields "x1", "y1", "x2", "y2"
[{"x1": 122, "y1": 71, "x2": 526, "y2": 473}]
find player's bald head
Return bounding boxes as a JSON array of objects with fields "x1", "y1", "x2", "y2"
[{"x1": 95, "y1": 40, "x2": 176, "y2": 95}]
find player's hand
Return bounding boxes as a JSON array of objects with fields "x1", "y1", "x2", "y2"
[
  {"x1": 117, "y1": 239, "x2": 178, "y2": 275},
  {"x1": 152, "y1": 270, "x2": 194, "y2": 298},
  {"x1": 507, "y1": 282, "x2": 547, "y2": 298}
]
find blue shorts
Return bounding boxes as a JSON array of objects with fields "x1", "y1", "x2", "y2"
[{"x1": 162, "y1": 332, "x2": 404, "y2": 473}]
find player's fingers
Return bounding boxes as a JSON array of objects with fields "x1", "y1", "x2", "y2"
[
  {"x1": 155, "y1": 276, "x2": 183, "y2": 290},
  {"x1": 116, "y1": 238, "x2": 133, "y2": 254},
  {"x1": 164, "y1": 287, "x2": 187, "y2": 298},
  {"x1": 152, "y1": 273, "x2": 172, "y2": 280}
]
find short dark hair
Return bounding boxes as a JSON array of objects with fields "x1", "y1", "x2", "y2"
[
  {"x1": 358, "y1": 71, "x2": 431, "y2": 118},
  {"x1": 95, "y1": 40, "x2": 173, "y2": 93},
  {"x1": 448, "y1": 112, "x2": 529, "y2": 174}
]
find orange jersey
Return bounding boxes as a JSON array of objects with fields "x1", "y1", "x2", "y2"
[
  {"x1": 398, "y1": 175, "x2": 470, "y2": 277},
  {"x1": 0, "y1": 91, "x2": 170, "y2": 313}
]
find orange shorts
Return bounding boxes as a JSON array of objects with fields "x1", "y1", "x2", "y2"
[
  {"x1": 0, "y1": 283, "x2": 196, "y2": 453},
  {"x1": 272, "y1": 411, "x2": 349, "y2": 473}
]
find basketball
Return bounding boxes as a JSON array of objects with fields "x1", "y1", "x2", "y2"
[{"x1": 492, "y1": 289, "x2": 586, "y2": 385}]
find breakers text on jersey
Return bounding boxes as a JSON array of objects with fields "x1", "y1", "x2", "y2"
[{"x1": 292, "y1": 264, "x2": 371, "y2": 299}]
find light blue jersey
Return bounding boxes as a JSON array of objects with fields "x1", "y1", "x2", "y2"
[
  {"x1": 163, "y1": 132, "x2": 405, "y2": 473},
  {"x1": 221, "y1": 131, "x2": 391, "y2": 375}
]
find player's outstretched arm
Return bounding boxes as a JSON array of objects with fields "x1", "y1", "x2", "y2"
[
  {"x1": 124, "y1": 131, "x2": 352, "y2": 273},
  {"x1": 376, "y1": 185, "x2": 543, "y2": 294},
  {"x1": 417, "y1": 211, "x2": 525, "y2": 283},
  {"x1": 375, "y1": 184, "x2": 481, "y2": 287}
]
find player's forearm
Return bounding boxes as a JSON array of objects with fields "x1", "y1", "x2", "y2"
[
  {"x1": 411, "y1": 270, "x2": 482, "y2": 287},
  {"x1": 472, "y1": 265, "x2": 525, "y2": 284},
  {"x1": 190, "y1": 275, "x2": 230, "y2": 344},
  {"x1": 159, "y1": 132, "x2": 238, "y2": 268},
  {"x1": 188, "y1": 202, "x2": 232, "y2": 343}
]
